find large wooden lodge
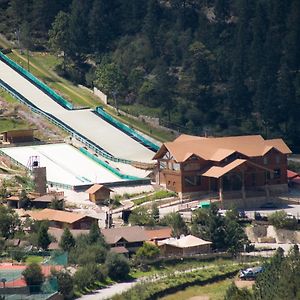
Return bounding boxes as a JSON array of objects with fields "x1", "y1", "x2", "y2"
[{"x1": 153, "y1": 134, "x2": 291, "y2": 207}]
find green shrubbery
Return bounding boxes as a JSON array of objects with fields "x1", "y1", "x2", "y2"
[
  {"x1": 111, "y1": 265, "x2": 240, "y2": 300},
  {"x1": 268, "y1": 210, "x2": 298, "y2": 230}
]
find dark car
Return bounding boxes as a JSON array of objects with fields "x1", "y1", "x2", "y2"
[
  {"x1": 260, "y1": 202, "x2": 277, "y2": 209},
  {"x1": 254, "y1": 212, "x2": 268, "y2": 221},
  {"x1": 238, "y1": 210, "x2": 247, "y2": 218}
]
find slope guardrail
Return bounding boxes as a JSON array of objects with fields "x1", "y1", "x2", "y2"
[
  {"x1": 0, "y1": 79, "x2": 132, "y2": 165},
  {"x1": 94, "y1": 107, "x2": 159, "y2": 152},
  {"x1": 79, "y1": 147, "x2": 142, "y2": 181},
  {"x1": 0, "y1": 51, "x2": 73, "y2": 110}
]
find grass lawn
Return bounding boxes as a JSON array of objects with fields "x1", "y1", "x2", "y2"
[
  {"x1": 25, "y1": 255, "x2": 44, "y2": 264},
  {"x1": 0, "y1": 117, "x2": 30, "y2": 132},
  {"x1": 0, "y1": 89, "x2": 18, "y2": 103},
  {"x1": 130, "y1": 258, "x2": 233, "y2": 279},
  {"x1": 160, "y1": 278, "x2": 232, "y2": 300}
]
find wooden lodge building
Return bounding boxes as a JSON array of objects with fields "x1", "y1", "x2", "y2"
[{"x1": 153, "y1": 134, "x2": 291, "y2": 207}]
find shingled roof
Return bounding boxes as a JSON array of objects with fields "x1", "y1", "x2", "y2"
[
  {"x1": 28, "y1": 208, "x2": 93, "y2": 224},
  {"x1": 153, "y1": 134, "x2": 291, "y2": 163}
]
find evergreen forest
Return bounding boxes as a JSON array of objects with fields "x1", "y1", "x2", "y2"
[{"x1": 0, "y1": 0, "x2": 299, "y2": 150}]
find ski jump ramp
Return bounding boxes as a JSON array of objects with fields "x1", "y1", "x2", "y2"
[{"x1": 0, "y1": 56, "x2": 159, "y2": 165}]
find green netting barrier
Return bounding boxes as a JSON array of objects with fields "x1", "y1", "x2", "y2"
[
  {"x1": 95, "y1": 107, "x2": 159, "y2": 152},
  {"x1": 79, "y1": 147, "x2": 142, "y2": 180},
  {"x1": 44, "y1": 251, "x2": 68, "y2": 266},
  {"x1": 0, "y1": 51, "x2": 73, "y2": 110}
]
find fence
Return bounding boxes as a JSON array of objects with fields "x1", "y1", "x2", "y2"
[
  {"x1": 0, "y1": 79, "x2": 132, "y2": 165},
  {"x1": 79, "y1": 147, "x2": 142, "y2": 181},
  {"x1": 95, "y1": 107, "x2": 159, "y2": 152},
  {"x1": 0, "y1": 51, "x2": 73, "y2": 110}
]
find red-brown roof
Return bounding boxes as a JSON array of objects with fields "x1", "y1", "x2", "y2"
[
  {"x1": 154, "y1": 134, "x2": 291, "y2": 163},
  {"x1": 86, "y1": 184, "x2": 113, "y2": 194},
  {"x1": 101, "y1": 226, "x2": 148, "y2": 244},
  {"x1": 28, "y1": 208, "x2": 94, "y2": 224},
  {"x1": 145, "y1": 227, "x2": 172, "y2": 241},
  {"x1": 287, "y1": 170, "x2": 299, "y2": 179},
  {"x1": 110, "y1": 246, "x2": 129, "y2": 254}
]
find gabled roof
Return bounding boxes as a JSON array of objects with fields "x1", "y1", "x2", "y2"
[
  {"x1": 153, "y1": 135, "x2": 291, "y2": 163},
  {"x1": 28, "y1": 208, "x2": 92, "y2": 224},
  {"x1": 48, "y1": 227, "x2": 89, "y2": 242},
  {"x1": 110, "y1": 246, "x2": 129, "y2": 254},
  {"x1": 145, "y1": 227, "x2": 172, "y2": 240},
  {"x1": 32, "y1": 193, "x2": 64, "y2": 203},
  {"x1": 287, "y1": 170, "x2": 299, "y2": 179},
  {"x1": 101, "y1": 226, "x2": 148, "y2": 244},
  {"x1": 158, "y1": 235, "x2": 212, "y2": 248},
  {"x1": 86, "y1": 184, "x2": 113, "y2": 194},
  {"x1": 201, "y1": 159, "x2": 273, "y2": 179},
  {"x1": 201, "y1": 159, "x2": 247, "y2": 178}
]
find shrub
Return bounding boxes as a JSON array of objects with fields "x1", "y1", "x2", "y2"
[
  {"x1": 56, "y1": 271, "x2": 74, "y2": 299},
  {"x1": 135, "y1": 243, "x2": 160, "y2": 261},
  {"x1": 105, "y1": 252, "x2": 130, "y2": 281},
  {"x1": 74, "y1": 264, "x2": 106, "y2": 292},
  {"x1": 22, "y1": 263, "x2": 45, "y2": 293},
  {"x1": 269, "y1": 210, "x2": 298, "y2": 229}
]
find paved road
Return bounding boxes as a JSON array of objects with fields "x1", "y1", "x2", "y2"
[
  {"x1": 0, "y1": 59, "x2": 155, "y2": 163},
  {"x1": 78, "y1": 281, "x2": 137, "y2": 300}
]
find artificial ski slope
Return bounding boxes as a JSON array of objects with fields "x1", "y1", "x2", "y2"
[{"x1": 0, "y1": 58, "x2": 155, "y2": 163}]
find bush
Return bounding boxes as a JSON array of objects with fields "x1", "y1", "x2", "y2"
[
  {"x1": 11, "y1": 249, "x2": 27, "y2": 262},
  {"x1": 105, "y1": 252, "x2": 130, "y2": 281},
  {"x1": 56, "y1": 271, "x2": 74, "y2": 299},
  {"x1": 22, "y1": 263, "x2": 45, "y2": 293},
  {"x1": 74, "y1": 264, "x2": 106, "y2": 292},
  {"x1": 135, "y1": 243, "x2": 160, "y2": 261},
  {"x1": 269, "y1": 210, "x2": 298, "y2": 229}
]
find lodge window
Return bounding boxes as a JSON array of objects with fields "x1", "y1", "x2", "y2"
[
  {"x1": 274, "y1": 169, "x2": 281, "y2": 179},
  {"x1": 276, "y1": 155, "x2": 280, "y2": 164},
  {"x1": 184, "y1": 175, "x2": 201, "y2": 187},
  {"x1": 263, "y1": 157, "x2": 268, "y2": 165},
  {"x1": 173, "y1": 163, "x2": 180, "y2": 171}
]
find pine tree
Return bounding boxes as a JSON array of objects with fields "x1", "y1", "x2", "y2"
[
  {"x1": 88, "y1": 222, "x2": 106, "y2": 246},
  {"x1": 214, "y1": 0, "x2": 230, "y2": 21},
  {"x1": 88, "y1": 0, "x2": 119, "y2": 52},
  {"x1": 250, "y1": 1, "x2": 268, "y2": 76},
  {"x1": 59, "y1": 227, "x2": 75, "y2": 252},
  {"x1": 283, "y1": 0, "x2": 300, "y2": 71},
  {"x1": 48, "y1": 11, "x2": 71, "y2": 70},
  {"x1": 68, "y1": 0, "x2": 92, "y2": 55},
  {"x1": 37, "y1": 223, "x2": 51, "y2": 250},
  {"x1": 143, "y1": 0, "x2": 161, "y2": 44}
]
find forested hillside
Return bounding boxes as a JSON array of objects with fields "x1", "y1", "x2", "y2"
[{"x1": 0, "y1": 0, "x2": 299, "y2": 150}]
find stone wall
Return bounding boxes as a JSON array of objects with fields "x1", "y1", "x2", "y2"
[{"x1": 246, "y1": 225, "x2": 300, "y2": 244}]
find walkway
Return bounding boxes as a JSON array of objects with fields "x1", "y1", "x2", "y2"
[{"x1": 78, "y1": 281, "x2": 137, "y2": 300}]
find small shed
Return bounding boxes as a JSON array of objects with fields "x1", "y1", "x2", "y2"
[
  {"x1": 86, "y1": 184, "x2": 113, "y2": 204},
  {"x1": 0, "y1": 129, "x2": 35, "y2": 144},
  {"x1": 158, "y1": 235, "x2": 212, "y2": 257}
]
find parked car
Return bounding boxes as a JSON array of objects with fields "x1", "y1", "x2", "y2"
[
  {"x1": 260, "y1": 202, "x2": 277, "y2": 209},
  {"x1": 240, "y1": 266, "x2": 263, "y2": 280},
  {"x1": 254, "y1": 212, "x2": 268, "y2": 221},
  {"x1": 218, "y1": 209, "x2": 227, "y2": 217},
  {"x1": 238, "y1": 210, "x2": 247, "y2": 219}
]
